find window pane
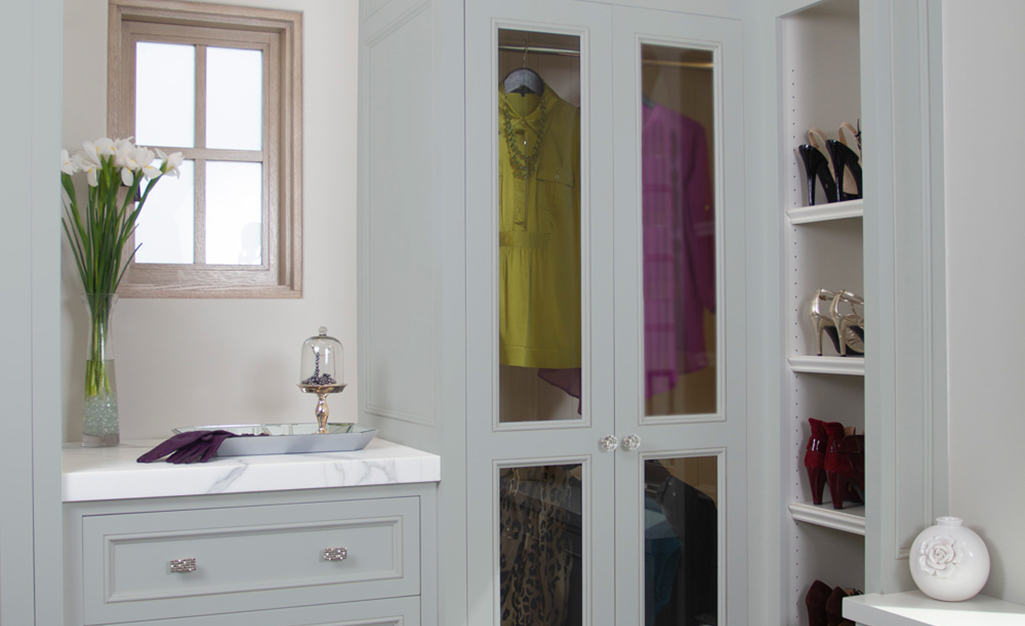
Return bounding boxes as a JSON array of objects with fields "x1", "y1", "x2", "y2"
[
  {"x1": 497, "y1": 29, "x2": 583, "y2": 423},
  {"x1": 135, "y1": 42, "x2": 196, "y2": 148},
  {"x1": 641, "y1": 45, "x2": 717, "y2": 417},
  {"x1": 644, "y1": 456, "x2": 718, "y2": 625},
  {"x1": 206, "y1": 47, "x2": 263, "y2": 150},
  {"x1": 134, "y1": 160, "x2": 195, "y2": 264},
  {"x1": 205, "y1": 161, "x2": 262, "y2": 265},
  {"x1": 500, "y1": 464, "x2": 582, "y2": 625}
]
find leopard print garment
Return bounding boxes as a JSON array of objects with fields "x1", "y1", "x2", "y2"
[{"x1": 499, "y1": 465, "x2": 579, "y2": 626}]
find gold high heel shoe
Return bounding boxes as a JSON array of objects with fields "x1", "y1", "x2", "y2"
[
  {"x1": 809, "y1": 289, "x2": 842, "y2": 356},
  {"x1": 829, "y1": 290, "x2": 864, "y2": 356}
]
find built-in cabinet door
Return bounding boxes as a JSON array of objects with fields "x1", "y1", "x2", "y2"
[
  {"x1": 610, "y1": 9, "x2": 746, "y2": 626},
  {"x1": 465, "y1": 2, "x2": 617, "y2": 625},
  {"x1": 466, "y1": 1, "x2": 745, "y2": 624}
]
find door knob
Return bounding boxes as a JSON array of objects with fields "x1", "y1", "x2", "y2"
[
  {"x1": 599, "y1": 435, "x2": 619, "y2": 452},
  {"x1": 622, "y1": 434, "x2": 641, "y2": 451}
]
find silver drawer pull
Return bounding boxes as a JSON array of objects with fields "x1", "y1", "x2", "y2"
[
  {"x1": 170, "y1": 558, "x2": 196, "y2": 573},
  {"x1": 323, "y1": 547, "x2": 348, "y2": 561}
]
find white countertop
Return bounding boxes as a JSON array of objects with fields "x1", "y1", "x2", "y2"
[
  {"x1": 63, "y1": 438, "x2": 440, "y2": 502},
  {"x1": 845, "y1": 591, "x2": 1025, "y2": 626}
]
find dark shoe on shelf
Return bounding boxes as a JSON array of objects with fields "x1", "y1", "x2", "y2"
[
  {"x1": 805, "y1": 579, "x2": 832, "y2": 626},
  {"x1": 826, "y1": 139, "x2": 863, "y2": 202},
  {"x1": 825, "y1": 429, "x2": 865, "y2": 510},
  {"x1": 825, "y1": 586, "x2": 862, "y2": 626},
  {"x1": 803, "y1": 419, "x2": 845, "y2": 505},
  {"x1": 799, "y1": 144, "x2": 838, "y2": 206}
]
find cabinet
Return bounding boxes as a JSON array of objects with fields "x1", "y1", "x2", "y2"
[
  {"x1": 780, "y1": 2, "x2": 867, "y2": 624},
  {"x1": 62, "y1": 443, "x2": 439, "y2": 626},
  {"x1": 777, "y1": 1, "x2": 948, "y2": 624},
  {"x1": 359, "y1": 0, "x2": 748, "y2": 624}
]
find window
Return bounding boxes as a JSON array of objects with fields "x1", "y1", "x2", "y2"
[{"x1": 108, "y1": 0, "x2": 302, "y2": 297}]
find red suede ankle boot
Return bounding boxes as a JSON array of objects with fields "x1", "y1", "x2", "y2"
[{"x1": 824, "y1": 428, "x2": 864, "y2": 510}]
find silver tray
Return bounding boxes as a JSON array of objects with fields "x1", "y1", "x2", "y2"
[{"x1": 171, "y1": 423, "x2": 378, "y2": 456}]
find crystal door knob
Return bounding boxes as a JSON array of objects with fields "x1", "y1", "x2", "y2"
[
  {"x1": 599, "y1": 435, "x2": 619, "y2": 452},
  {"x1": 622, "y1": 434, "x2": 641, "y2": 451}
]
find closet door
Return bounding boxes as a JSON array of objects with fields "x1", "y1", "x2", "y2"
[
  {"x1": 465, "y1": 1, "x2": 616, "y2": 625},
  {"x1": 611, "y1": 9, "x2": 746, "y2": 625}
]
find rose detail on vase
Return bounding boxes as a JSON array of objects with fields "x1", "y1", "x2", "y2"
[
  {"x1": 918, "y1": 534, "x2": 963, "y2": 578},
  {"x1": 909, "y1": 517, "x2": 990, "y2": 602}
]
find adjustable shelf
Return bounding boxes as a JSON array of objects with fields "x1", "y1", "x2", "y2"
[
  {"x1": 787, "y1": 198, "x2": 863, "y2": 225},
  {"x1": 844, "y1": 591, "x2": 1025, "y2": 626},
  {"x1": 789, "y1": 501, "x2": 865, "y2": 536},
  {"x1": 788, "y1": 355, "x2": 865, "y2": 376}
]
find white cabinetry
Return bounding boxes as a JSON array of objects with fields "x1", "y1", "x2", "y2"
[
  {"x1": 359, "y1": 0, "x2": 749, "y2": 624},
  {"x1": 62, "y1": 442, "x2": 439, "y2": 626},
  {"x1": 779, "y1": 3, "x2": 866, "y2": 623}
]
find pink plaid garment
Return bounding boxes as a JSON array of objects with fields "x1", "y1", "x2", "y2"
[{"x1": 641, "y1": 102, "x2": 715, "y2": 398}]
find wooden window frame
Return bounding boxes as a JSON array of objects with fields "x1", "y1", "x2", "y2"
[{"x1": 108, "y1": 0, "x2": 302, "y2": 298}]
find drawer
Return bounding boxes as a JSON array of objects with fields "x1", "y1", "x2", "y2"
[{"x1": 81, "y1": 496, "x2": 420, "y2": 624}]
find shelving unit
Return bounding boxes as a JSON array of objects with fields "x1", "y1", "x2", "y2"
[
  {"x1": 789, "y1": 502, "x2": 865, "y2": 536},
  {"x1": 787, "y1": 198, "x2": 864, "y2": 225},
  {"x1": 780, "y1": 0, "x2": 865, "y2": 624},
  {"x1": 788, "y1": 355, "x2": 865, "y2": 376}
]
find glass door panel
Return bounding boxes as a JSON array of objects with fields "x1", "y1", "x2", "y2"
[
  {"x1": 499, "y1": 463, "x2": 583, "y2": 625},
  {"x1": 644, "y1": 456, "x2": 718, "y2": 626},
  {"x1": 497, "y1": 28, "x2": 583, "y2": 424},
  {"x1": 613, "y1": 8, "x2": 744, "y2": 626},
  {"x1": 640, "y1": 45, "x2": 717, "y2": 418}
]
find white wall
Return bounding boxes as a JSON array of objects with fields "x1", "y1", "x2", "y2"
[
  {"x1": 943, "y1": 0, "x2": 1025, "y2": 604},
  {"x1": 61, "y1": 0, "x2": 359, "y2": 441}
]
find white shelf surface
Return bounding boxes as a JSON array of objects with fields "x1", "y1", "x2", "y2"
[
  {"x1": 62, "y1": 438, "x2": 441, "y2": 502},
  {"x1": 845, "y1": 591, "x2": 1025, "y2": 626},
  {"x1": 788, "y1": 198, "x2": 864, "y2": 224},
  {"x1": 789, "y1": 355, "x2": 865, "y2": 376},
  {"x1": 789, "y1": 501, "x2": 865, "y2": 535}
]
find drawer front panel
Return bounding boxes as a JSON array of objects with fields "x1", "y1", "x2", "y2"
[
  {"x1": 87, "y1": 595, "x2": 421, "y2": 626},
  {"x1": 82, "y1": 496, "x2": 419, "y2": 624}
]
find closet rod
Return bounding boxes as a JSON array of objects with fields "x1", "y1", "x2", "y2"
[{"x1": 497, "y1": 44, "x2": 713, "y2": 69}]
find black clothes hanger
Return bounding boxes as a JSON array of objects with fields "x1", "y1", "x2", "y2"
[{"x1": 502, "y1": 37, "x2": 545, "y2": 95}]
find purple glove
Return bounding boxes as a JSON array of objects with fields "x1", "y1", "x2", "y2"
[{"x1": 137, "y1": 430, "x2": 239, "y2": 464}]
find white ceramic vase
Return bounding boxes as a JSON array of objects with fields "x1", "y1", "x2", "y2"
[{"x1": 909, "y1": 517, "x2": 990, "y2": 602}]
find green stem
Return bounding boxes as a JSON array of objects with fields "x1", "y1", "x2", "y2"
[{"x1": 85, "y1": 295, "x2": 113, "y2": 397}]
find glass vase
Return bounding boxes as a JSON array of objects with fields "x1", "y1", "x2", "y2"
[{"x1": 82, "y1": 293, "x2": 120, "y2": 447}]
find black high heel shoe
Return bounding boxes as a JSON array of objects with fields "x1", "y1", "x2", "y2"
[
  {"x1": 827, "y1": 139, "x2": 862, "y2": 202},
  {"x1": 798, "y1": 144, "x2": 838, "y2": 206}
]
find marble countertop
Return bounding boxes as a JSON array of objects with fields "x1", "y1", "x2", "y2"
[
  {"x1": 845, "y1": 591, "x2": 1025, "y2": 626},
  {"x1": 63, "y1": 438, "x2": 440, "y2": 502}
]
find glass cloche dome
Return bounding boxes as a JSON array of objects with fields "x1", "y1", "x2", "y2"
[{"x1": 300, "y1": 326, "x2": 344, "y2": 388}]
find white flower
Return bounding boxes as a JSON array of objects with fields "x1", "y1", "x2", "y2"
[
  {"x1": 919, "y1": 535, "x2": 963, "y2": 578},
  {"x1": 72, "y1": 149, "x2": 102, "y2": 187},
  {"x1": 83, "y1": 137, "x2": 116, "y2": 161},
  {"x1": 60, "y1": 149, "x2": 76, "y2": 175},
  {"x1": 157, "y1": 149, "x2": 184, "y2": 178}
]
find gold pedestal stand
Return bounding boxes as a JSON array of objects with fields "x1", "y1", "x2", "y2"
[{"x1": 298, "y1": 384, "x2": 347, "y2": 433}]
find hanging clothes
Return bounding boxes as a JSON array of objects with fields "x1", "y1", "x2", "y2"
[
  {"x1": 499, "y1": 465, "x2": 581, "y2": 626},
  {"x1": 499, "y1": 84, "x2": 582, "y2": 369},
  {"x1": 641, "y1": 102, "x2": 715, "y2": 399}
]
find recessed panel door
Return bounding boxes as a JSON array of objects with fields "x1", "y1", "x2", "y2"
[
  {"x1": 465, "y1": 2, "x2": 616, "y2": 625},
  {"x1": 612, "y1": 9, "x2": 746, "y2": 626}
]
